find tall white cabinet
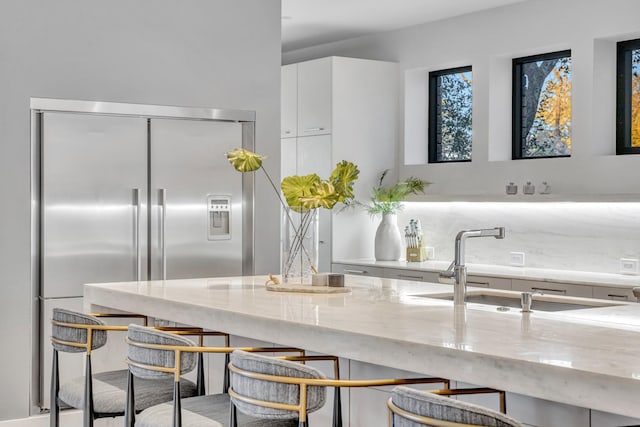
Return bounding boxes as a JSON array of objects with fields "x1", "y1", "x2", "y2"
[{"x1": 281, "y1": 57, "x2": 398, "y2": 272}]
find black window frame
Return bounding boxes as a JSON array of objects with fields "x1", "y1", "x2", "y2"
[
  {"x1": 512, "y1": 49, "x2": 572, "y2": 160},
  {"x1": 616, "y1": 38, "x2": 640, "y2": 155},
  {"x1": 428, "y1": 65, "x2": 473, "y2": 164}
]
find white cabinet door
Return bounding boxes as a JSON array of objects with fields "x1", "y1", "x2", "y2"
[
  {"x1": 297, "y1": 135, "x2": 332, "y2": 176},
  {"x1": 281, "y1": 64, "x2": 298, "y2": 138},
  {"x1": 506, "y1": 392, "x2": 590, "y2": 427},
  {"x1": 297, "y1": 58, "x2": 332, "y2": 136},
  {"x1": 591, "y1": 409, "x2": 640, "y2": 427},
  {"x1": 298, "y1": 135, "x2": 332, "y2": 273}
]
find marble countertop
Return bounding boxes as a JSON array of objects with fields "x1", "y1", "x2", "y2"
[
  {"x1": 85, "y1": 275, "x2": 640, "y2": 418},
  {"x1": 335, "y1": 258, "x2": 640, "y2": 288}
]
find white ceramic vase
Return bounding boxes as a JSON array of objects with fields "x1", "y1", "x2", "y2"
[{"x1": 374, "y1": 213, "x2": 402, "y2": 261}]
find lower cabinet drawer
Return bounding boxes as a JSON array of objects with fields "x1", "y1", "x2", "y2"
[
  {"x1": 511, "y1": 279, "x2": 593, "y2": 298},
  {"x1": 467, "y1": 275, "x2": 512, "y2": 290},
  {"x1": 592, "y1": 286, "x2": 636, "y2": 302},
  {"x1": 383, "y1": 268, "x2": 440, "y2": 282},
  {"x1": 331, "y1": 263, "x2": 385, "y2": 278}
]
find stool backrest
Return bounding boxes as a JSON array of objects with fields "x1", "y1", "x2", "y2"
[
  {"x1": 389, "y1": 386, "x2": 523, "y2": 427},
  {"x1": 127, "y1": 324, "x2": 197, "y2": 380},
  {"x1": 229, "y1": 350, "x2": 326, "y2": 420},
  {"x1": 51, "y1": 308, "x2": 107, "y2": 353}
]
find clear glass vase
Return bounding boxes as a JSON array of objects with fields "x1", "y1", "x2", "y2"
[{"x1": 281, "y1": 208, "x2": 319, "y2": 284}]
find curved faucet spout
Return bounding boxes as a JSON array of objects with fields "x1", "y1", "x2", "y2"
[
  {"x1": 454, "y1": 227, "x2": 505, "y2": 267},
  {"x1": 439, "y1": 227, "x2": 506, "y2": 305}
]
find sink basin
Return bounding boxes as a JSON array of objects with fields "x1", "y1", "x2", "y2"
[{"x1": 413, "y1": 289, "x2": 626, "y2": 312}]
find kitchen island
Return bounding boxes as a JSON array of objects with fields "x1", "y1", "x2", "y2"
[{"x1": 84, "y1": 275, "x2": 640, "y2": 424}]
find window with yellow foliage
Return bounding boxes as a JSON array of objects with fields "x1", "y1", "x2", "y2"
[
  {"x1": 616, "y1": 38, "x2": 640, "y2": 155},
  {"x1": 512, "y1": 50, "x2": 572, "y2": 159}
]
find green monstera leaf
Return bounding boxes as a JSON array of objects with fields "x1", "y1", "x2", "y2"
[
  {"x1": 226, "y1": 148, "x2": 360, "y2": 214},
  {"x1": 300, "y1": 180, "x2": 341, "y2": 210},
  {"x1": 330, "y1": 161, "x2": 359, "y2": 202},
  {"x1": 281, "y1": 174, "x2": 321, "y2": 210},
  {"x1": 226, "y1": 148, "x2": 264, "y2": 172}
]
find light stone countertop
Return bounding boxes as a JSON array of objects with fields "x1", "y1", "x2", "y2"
[
  {"x1": 85, "y1": 275, "x2": 640, "y2": 418},
  {"x1": 335, "y1": 258, "x2": 640, "y2": 288}
]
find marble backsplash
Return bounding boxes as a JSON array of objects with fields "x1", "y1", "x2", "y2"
[{"x1": 396, "y1": 202, "x2": 640, "y2": 275}]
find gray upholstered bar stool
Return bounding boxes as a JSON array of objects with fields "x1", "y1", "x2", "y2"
[
  {"x1": 50, "y1": 308, "x2": 198, "y2": 427},
  {"x1": 125, "y1": 324, "x2": 301, "y2": 427},
  {"x1": 228, "y1": 350, "x2": 328, "y2": 427},
  {"x1": 228, "y1": 350, "x2": 452, "y2": 427},
  {"x1": 388, "y1": 386, "x2": 523, "y2": 427}
]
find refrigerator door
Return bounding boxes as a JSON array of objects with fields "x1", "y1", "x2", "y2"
[
  {"x1": 149, "y1": 119, "x2": 244, "y2": 280},
  {"x1": 41, "y1": 113, "x2": 148, "y2": 298}
]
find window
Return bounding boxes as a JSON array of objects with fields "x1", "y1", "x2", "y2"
[
  {"x1": 616, "y1": 38, "x2": 640, "y2": 155},
  {"x1": 512, "y1": 50, "x2": 572, "y2": 159},
  {"x1": 428, "y1": 66, "x2": 472, "y2": 163}
]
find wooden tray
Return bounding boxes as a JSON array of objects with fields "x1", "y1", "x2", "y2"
[{"x1": 266, "y1": 283, "x2": 351, "y2": 294}]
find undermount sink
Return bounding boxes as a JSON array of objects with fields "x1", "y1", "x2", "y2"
[{"x1": 413, "y1": 289, "x2": 626, "y2": 312}]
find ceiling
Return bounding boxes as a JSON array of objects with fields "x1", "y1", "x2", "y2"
[{"x1": 281, "y1": 0, "x2": 529, "y2": 52}]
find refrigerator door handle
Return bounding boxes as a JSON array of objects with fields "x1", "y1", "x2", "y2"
[
  {"x1": 133, "y1": 188, "x2": 142, "y2": 281},
  {"x1": 159, "y1": 188, "x2": 167, "y2": 280}
]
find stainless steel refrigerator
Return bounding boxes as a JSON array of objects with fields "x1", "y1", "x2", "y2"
[{"x1": 31, "y1": 98, "x2": 255, "y2": 409}]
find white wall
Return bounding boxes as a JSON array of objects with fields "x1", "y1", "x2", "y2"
[
  {"x1": 0, "y1": 0, "x2": 281, "y2": 420},
  {"x1": 283, "y1": 0, "x2": 640, "y2": 196}
]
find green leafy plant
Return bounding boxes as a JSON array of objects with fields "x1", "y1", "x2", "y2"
[
  {"x1": 226, "y1": 148, "x2": 359, "y2": 212},
  {"x1": 366, "y1": 169, "x2": 429, "y2": 216},
  {"x1": 226, "y1": 148, "x2": 359, "y2": 277}
]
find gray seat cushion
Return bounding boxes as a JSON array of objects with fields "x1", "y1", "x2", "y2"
[
  {"x1": 391, "y1": 386, "x2": 523, "y2": 427},
  {"x1": 58, "y1": 369, "x2": 197, "y2": 415},
  {"x1": 229, "y1": 350, "x2": 326, "y2": 420},
  {"x1": 52, "y1": 308, "x2": 107, "y2": 353},
  {"x1": 136, "y1": 394, "x2": 298, "y2": 427},
  {"x1": 127, "y1": 323, "x2": 197, "y2": 380}
]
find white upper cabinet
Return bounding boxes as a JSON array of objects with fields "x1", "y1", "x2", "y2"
[
  {"x1": 297, "y1": 57, "x2": 332, "y2": 136},
  {"x1": 281, "y1": 64, "x2": 298, "y2": 138},
  {"x1": 281, "y1": 56, "x2": 398, "y2": 263}
]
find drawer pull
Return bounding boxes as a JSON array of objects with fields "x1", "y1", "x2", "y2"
[
  {"x1": 304, "y1": 127, "x2": 325, "y2": 132},
  {"x1": 343, "y1": 269, "x2": 367, "y2": 275},
  {"x1": 531, "y1": 287, "x2": 566, "y2": 295},
  {"x1": 398, "y1": 274, "x2": 422, "y2": 280},
  {"x1": 607, "y1": 294, "x2": 629, "y2": 300}
]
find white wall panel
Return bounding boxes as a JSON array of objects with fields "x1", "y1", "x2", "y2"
[{"x1": 0, "y1": 0, "x2": 281, "y2": 419}]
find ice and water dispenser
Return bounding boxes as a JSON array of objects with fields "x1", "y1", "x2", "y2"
[{"x1": 207, "y1": 195, "x2": 231, "y2": 240}]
